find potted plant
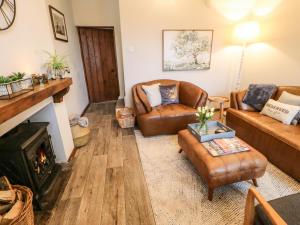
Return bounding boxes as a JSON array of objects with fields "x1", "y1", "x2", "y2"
[
  {"x1": 45, "y1": 51, "x2": 70, "y2": 79},
  {"x1": 9, "y1": 72, "x2": 26, "y2": 92},
  {"x1": 0, "y1": 75, "x2": 11, "y2": 96}
]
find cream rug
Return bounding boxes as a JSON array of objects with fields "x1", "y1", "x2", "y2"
[{"x1": 134, "y1": 130, "x2": 300, "y2": 225}]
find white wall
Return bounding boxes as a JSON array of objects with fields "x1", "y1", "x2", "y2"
[
  {"x1": 118, "y1": 0, "x2": 300, "y2": 106},
  {"x1": 47, "y1": 0, "x2": 89, "y2": 115},
  {"x1": 119, "y1": 0, "x2": 236, "y2": 106},
  {"x1": 241, "y1": 1, "x2": 300, "y2": 87},
  {"x1": 0, "y1": 0, "x2": 89, "y2": 116},
  {"x1": 0, "y1": 0, "x2": 54, "y2": 74},
  {"x1": 71, "y1": 0, "x2": 125, "y2": 98}
]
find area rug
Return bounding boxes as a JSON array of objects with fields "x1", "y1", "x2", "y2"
[{"x1": 134, "y1": 130, "x2": 300, "y2": 225}]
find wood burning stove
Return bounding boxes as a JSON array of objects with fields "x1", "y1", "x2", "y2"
[{"x1": 0, "y1": 122, "x2": 61, "y2": 209}]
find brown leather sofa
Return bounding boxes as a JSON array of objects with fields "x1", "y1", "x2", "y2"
[
  {"x1": 226, "y1": 86, "x2": 300, "y2": 181},
  {"x1": 132, "y1": 79, "x2": 208, "y2": 136}
]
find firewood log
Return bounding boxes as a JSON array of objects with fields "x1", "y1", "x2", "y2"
[
  {"x1": 0, "y1": 203, "x2": 14, "y2": 215},
  {"x1": 0, "y1": 178, "x2": 12, "y2": 191},
  {"x1": 0, "y1": 200, "x2": 24, "y2": 225},
  {"x1": 0, "y1": 191, "x2": 16, "y2": 204}
]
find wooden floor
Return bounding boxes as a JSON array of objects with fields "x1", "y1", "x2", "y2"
[{"x1": 36, "y1": 102, "x2": 156, "y2": 225}]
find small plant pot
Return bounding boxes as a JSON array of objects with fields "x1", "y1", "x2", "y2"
[
  {"x1": 0, "y1": 78, "x2": 34, "y2": 99},
  {"x1": 11, "y1": 81, "x2": 23, "y2": 93},
  {"x1": 0, "y1": 85, "x2": 9, "y2": 96}
]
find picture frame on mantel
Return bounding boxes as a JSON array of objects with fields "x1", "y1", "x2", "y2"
[
  {"x1": 162, "y1": 30, "x2": 213, "y2": 71},
  {"x1": 49, "y1": 5, "x2": 68, "y2": 42}
]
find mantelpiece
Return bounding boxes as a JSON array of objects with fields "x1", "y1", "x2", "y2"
[{"x1": 0, "y1": 78, "x2": 72, "y2": 124}]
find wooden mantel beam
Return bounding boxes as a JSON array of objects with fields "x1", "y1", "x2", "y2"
[{"x1": 0, "y1": 78, "x2": 73, "y2": 124}]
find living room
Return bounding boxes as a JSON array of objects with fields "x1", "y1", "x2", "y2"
[{"x1": 0, "y1": 0, "x2": 299, "y2": 225}]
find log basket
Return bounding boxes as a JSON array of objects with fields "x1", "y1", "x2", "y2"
[{"x1": 8, "y1": 185, "x2": 34, "y2": 225}]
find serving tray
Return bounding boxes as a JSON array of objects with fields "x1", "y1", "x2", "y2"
[{"x1": 187, "y1": 121, "x2": 235, "y2": 143}]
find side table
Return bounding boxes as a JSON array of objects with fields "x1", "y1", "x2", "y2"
[{"x1": 208, "y1": 96, "x2": 230, "y2": 123}]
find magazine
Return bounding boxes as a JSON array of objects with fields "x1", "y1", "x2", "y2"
[{"x1": 202, "y1": 138, "x2": 250, "y2": 157}]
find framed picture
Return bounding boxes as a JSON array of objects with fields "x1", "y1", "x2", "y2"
[
  {"x1": 163, "y1": 30, "x2": 213, "y2": 71},
  {"x1": 49, "y1": 6, "x2": 68, "y2": 42}
]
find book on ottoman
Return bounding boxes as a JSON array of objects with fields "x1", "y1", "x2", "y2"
[{"x1": 203, "y1": 138, "x2": 250, "y2": 157}]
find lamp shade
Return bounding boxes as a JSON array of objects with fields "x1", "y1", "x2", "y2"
[{"x1": 234, "y1": 21, "x2": 260, "y2": 43}]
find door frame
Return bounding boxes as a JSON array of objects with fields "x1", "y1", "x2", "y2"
[{"x1": 77, "y1": 26, "x2": 120, "y2": 103}]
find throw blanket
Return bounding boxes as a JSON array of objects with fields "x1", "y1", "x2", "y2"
[{"x1": 243, "y1": 84, "x2": 277, "y2": 111}]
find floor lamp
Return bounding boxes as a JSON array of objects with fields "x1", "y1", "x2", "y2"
[{"x1": 234, "y1": 21, "x2": 261, "y2": 91}]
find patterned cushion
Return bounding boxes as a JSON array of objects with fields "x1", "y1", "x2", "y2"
[
  {"x1": 159, "y1": 84, "x2": 179, "y2": 105},
  {"x1": 260, "y1": 99, "x2": 300, "y2": 125},
  {"x1": 243, "y1": 84, "x2": 277, "y2": 111}
]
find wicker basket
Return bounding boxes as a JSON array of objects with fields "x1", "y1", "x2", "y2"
[
  {"x1": 71, "y1": 125, "x2": 91, "y2": 148},
  {"x1": 116, "y1": 107, "x2": 135, "y2": 128},
  {"x1": 8, "y1": 185, "x2": 34, "y2": 225}
]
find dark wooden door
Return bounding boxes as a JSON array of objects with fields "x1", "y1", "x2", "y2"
[{"x1": 78, "y1": 27, "x2": 120, "y2": 103}]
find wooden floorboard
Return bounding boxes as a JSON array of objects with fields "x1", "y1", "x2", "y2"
[{"x1": 36, "y1": 101, "x2": 155, "y2": 225}]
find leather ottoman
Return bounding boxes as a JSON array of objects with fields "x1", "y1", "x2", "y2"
[{"x1": 178, "y1": 129, "x2": 268, "y2": 201}]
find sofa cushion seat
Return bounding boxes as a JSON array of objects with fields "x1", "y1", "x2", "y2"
[
  {"x1": 137, "y1": 104, "x2": 197, "y2": 136},
  {"x1": 228, "y1": 109, "x2": 300, "y2": 151},
  {"x1": 154, "y1": 104, "x2": 196, "y2": 117}
]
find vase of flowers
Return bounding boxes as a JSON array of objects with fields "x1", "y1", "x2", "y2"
[{"x1": 195, "y1": 106, "x2": 215, "y2": 134}]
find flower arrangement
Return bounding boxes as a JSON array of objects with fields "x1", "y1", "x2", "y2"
[{"x1": 195, "y1": 106, "x2": 215, "y2": 133}]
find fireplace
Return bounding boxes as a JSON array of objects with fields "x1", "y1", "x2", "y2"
[{"x1": 0, "y1": 122, "x2": 61, "y2": 209}]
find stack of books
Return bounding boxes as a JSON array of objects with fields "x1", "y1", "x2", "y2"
[{"x1": 202, "y1": 138, "x2": 250, "y2": 157}]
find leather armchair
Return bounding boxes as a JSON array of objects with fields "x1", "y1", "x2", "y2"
[{"x1": 132, "y1": 79, "x2": 208, "y2": 136}]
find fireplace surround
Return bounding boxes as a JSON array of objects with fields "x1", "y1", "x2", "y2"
[{"x1": 0, "y1": 122, "x2": 61, "y2": 209}]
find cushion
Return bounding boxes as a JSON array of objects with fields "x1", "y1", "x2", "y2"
[
  {"x1": 237, "y1": 90, "x2": 257, "y2": 111},
  {"x1": 142, "y1": 83, "x2": 162, "y2": 107},
  {"x1": 293, "y1": 111, "x2": 300, "y2": 124},
  {"x1": 255, "y1": 193, "x2": 300, "y2": 225},
  {"x1": 159, "y1": 84, "x2": 179, "y2": 105},
  {"x1": 278, "y1": 91, "x2": 300, "y2": 124},
  {"x1": 243, "y1": 84, "x2": 277, "y2": 111},
  {"x1": 260, "y1": 99, "x2": 300, "y2": 125},
  {"x1": 278, "y1": 91, "x2": 300, "y2": 106}
]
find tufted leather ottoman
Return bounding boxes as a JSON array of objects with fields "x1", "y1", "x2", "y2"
[{"x1": 178, "y1": 129, "x2": 268, "y2": 201}]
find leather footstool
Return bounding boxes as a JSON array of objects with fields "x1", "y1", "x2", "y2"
[{"x1": 178, "y1": 129, "x2": 268, "y2": 201}]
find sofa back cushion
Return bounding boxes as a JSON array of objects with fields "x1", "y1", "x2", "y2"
[
  {"x1": 136, "y1": 80, "x2": 180, "y2": 112},
  {"x1": 274, "y1": 86, "x2": 300, "y2": 100},
  {"x1": 179, "y1": 81, "x2": 204, "y2": 108}
]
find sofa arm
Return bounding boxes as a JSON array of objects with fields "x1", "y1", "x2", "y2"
[
  {"x1": 132, "y1": 85, "x2": 147, "y2": 116},
  {"x1": 179, "y1": 81, "x2": 208, "y2": 108},
  {"x1": 230, "y1": 92, "x2": 239, "y2": 109}
]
